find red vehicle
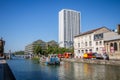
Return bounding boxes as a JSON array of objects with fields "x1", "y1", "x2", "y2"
[
  {"x1": 58, "y1": 54, "x2": 64, "y2": 58},
  {"x1": 83, "y1": 52, "x2": 95, "y2": 59},
  {"x1": 58, "y1": 52, "x2": 71, "y2": 58},
  {"x1": 63, "y1": 52, "x2": 71, "y2": 58}
]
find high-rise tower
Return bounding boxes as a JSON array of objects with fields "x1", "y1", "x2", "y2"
[{"x1": 59, "y1": 9, "x2": 80, "y2": 48}]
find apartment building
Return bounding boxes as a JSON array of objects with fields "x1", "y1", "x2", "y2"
[
  {"x1": 59, "y1": 9, "x2": 80, "y2": 48},
  {"x1": 25, "y1": 44, "x2": 34, "y2": 54}
]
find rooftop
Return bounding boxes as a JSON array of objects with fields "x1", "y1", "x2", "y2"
[{"x1": 75, "y1": 27, "x2": 110, "y2": 37}]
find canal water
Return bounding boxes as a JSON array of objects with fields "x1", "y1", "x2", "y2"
[{"x1": 7, "y1": 59, "x2": 120, "y2": 80}]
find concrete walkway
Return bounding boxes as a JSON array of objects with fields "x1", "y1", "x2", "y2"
[{"x1": 0, "y1": 58, "x2": 16, "y2": 80}]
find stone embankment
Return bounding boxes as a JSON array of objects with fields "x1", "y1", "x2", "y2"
[
  {"x1": 0, "y1": 59, "x2": 16, "y2": 80},
  {"x1": 62, "y1": 58, "x2": 120, "y2": 66}
]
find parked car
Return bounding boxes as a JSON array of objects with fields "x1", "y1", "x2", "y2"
[
  {"x1": 92, "y1": 53, "x2": 97, "y2": 59},
  {"x1": 94, "y1": 53, "x2": 103, "y2": 59},
  {"x1": 63, "y1": 52, "x2": 71, "y2": 58},
  {"x1": 83, "y1": 53, "x2": 93, "y2": 59},
  {"x1": 58, "y1": 54, "x2": 64, "y2": 58},
  {"x1": 102, "y1": 53, "x2": 109, "y2": 60}
]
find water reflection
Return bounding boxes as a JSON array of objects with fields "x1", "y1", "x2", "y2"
[
  {"x1": 57, "y1": 62, "x2": 120, "y2": 80},
  {"x1": 7, "y1": 60, "x2": 120, "y2": 80}
]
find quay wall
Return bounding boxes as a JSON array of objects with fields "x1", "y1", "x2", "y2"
[
  {"x1": 0, "y1": 60, "x2": 16, "y2": 80},
  {"x1": 4, "y1": 63, "x2": 16, "y2": 80},
  {"x1": 62, "y1": 58, "x2": 120, "y2": 66}
]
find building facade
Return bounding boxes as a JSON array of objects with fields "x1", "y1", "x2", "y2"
[
  {"x1": 59, "y1": 9, "x2": 80, "y2": 48},
  {"x1": 25, "y1": 40, "x2": 58, "y2": 54},
  {"x1": 74, "y1": 27, "x2": 111, "y2": 58},
  {"x1": 25, "y1": 40, "x2": 46, "y2": 54},
  {"x1": 104, "y1": 29, "x2": 120, "y2": 59},
  {"x1": 25, "y1": 44, "x2": 34, "y2": 54}
]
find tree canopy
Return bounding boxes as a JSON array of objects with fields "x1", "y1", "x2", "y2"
[
  {"x1": 28, "y1": 39, "x2": 74, "y2": 56},
  {"x1": 33, "y1": 45, "x2": 42, "y2": 55},
  {"x1": 14, "y1": 51, "x2": 24, "y2": 55}
]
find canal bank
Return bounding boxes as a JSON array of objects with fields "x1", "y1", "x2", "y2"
[
  {"x1": 62, "y1": 58, "x2": 120, "y2": 66},
  {"x1": 0, "y1": 59, "x2": 16, "y2": 80},
  {"x1": 7, "y1": 59, "x2": 120, "y2": 80}
]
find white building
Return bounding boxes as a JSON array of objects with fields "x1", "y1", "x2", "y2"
[
  {"x1": 59, "y1": 9, "x2": 80, "y2": 48},
  {"x1": 74, "y1": 27, "x2": 111, "y2": 58}
]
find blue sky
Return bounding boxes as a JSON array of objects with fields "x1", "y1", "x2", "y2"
[{"x1": 0, "y1": 0, "x2": 120, "y2": 52}]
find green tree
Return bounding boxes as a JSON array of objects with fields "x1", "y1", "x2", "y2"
[
  {"x1": 46, "y1": 45, "x2": 53, "y2": 54},
  {"x1": 14, "y1": 51, "x2": 24, "y2": 55},
  {"x1": 33, "y1": 45, "x2": 42, "y2": 55},
  {"x1": 54, "y1": 46, "x2": 59, "y2": 54},
  {"x1": 70, "y1": 47, "x2": 74, "y2": 54},
  {"x1": 46, "y1": 45, "x2": 58, "y2": 54},
  {"x1": 57, "y1": 47, "x2": 74, "y2": 54},
  {"x1": 58, "y1": 47, "x2": 66, "y2": 54}
]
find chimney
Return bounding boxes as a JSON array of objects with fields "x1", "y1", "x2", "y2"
[{"x1": 117, "y1": 24, "x2": 120, "y2": 34}]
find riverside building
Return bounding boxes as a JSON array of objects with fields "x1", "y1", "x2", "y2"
[
  {"x1": 59, "y1": 9, "x2": 80, "y2": 48},
  {"x1": 104, "y1": 25, "x2": 120, "y2": 59},
  {"x1": 74, "y1": 25, "x2": 120, "y2": 59},
  {"x1": 74, "y1": 27, "x2": 111, "y2": 58},
  {"x1": 25, "y1": 44, "x2": 34, "y2": 54},
  {"x1": 25, "y1": 40, "x2": 46, "y2": 54}
]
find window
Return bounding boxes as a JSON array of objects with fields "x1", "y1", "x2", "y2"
[
  {"x1": 96, "y1": 42, "x2": 98, "y2": 46},
  {"x1": 94, "y1": 33, "x2": 103, "y2": 40},
  {"x1": 99, "y1": 33, "x2": 103, "y2": 39},
  {"x1": 85, "y1": 42, "x2": 87, "y2": 46},
  {"x1": 89, "y1": 36, "x2": 91, "y2": 40},
  {"x1": 85, "y1": 49, "x2": 88, "y2": 53},
  {"x1": 82, "y1": 50, "x2": 84, "y2": 53},
  {"x1": 96, "y1": 48, "x2": 98, "y2": 51},
  {"x1": 89, "y1": 49, "x2": 92, "y2": 52},
  {"x1": 99, "y1": 41, "x2": 102, "y2": 45},
  {"x1": 78, "y1": 43, "x2": 80, "y2": 47},
  {"x1": 110, "y1": 43, "x2": 113, "y2": 47},
  {"x1": 89, "y1": 41, "x2": 92, "y2": 46},
  {"x1": 114, "y1": 42, "x2": 118, "y2": 51}
]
